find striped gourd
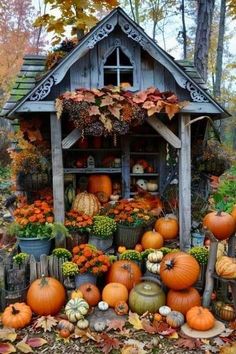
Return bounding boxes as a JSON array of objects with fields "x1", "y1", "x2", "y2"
[
  {"x1": 72, "y1": 192, "x2": 100, "y2": 216},
  {"x1": 65, "y1": 298, "x2": 89, "y2": 322}
]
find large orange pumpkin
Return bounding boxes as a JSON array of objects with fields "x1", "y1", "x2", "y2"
[
  {"x1": 78, "y1": 283, "x2": 101, "y2": 307},
  {"x1": 27, "y1": 276, "x2": 66, "y2": 315},
  {"x1": 106, "y1": 260, "x2": 142, "y2": 291},
  {"x1": 203, "y1": 211, "x2": 235, "y2": 240},
  {"x1": 167, "y1": 287, "x2": 201, "y2": 315},
  {"x1": 141, "y1": 230, "x2": 164, "y2": 250},
  {"x1": 72, "y1": 191, "x2": 101, "y2": 216},
  {"x1": 160, "y1": 252, "x2": 200, "y2": 290},
  {"x1": 88, "y1": 175, "x2": 112, "y2": 198},
  {"x1": 155, "y1": 216, "x2": 179, "y2": 240},
  {"x1": 102, "y1": 283, "x2": 129, "y2": 307},
  {"x1": 186, "y1": 306, "x2": 215, "y2": 331}
]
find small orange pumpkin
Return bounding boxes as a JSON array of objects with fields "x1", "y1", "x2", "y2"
[
  {"x1": 155, "y1": 216, "x2": 179, "y2": 240},
  {"x1": 114, "y1": 301, "x2": 129, "y2": 316},
  {"x1": 102, "y1": 283, "x2": 128, "y2": 308},
  {"x1": 78, "y1": 283, "x2": 101, "y2": 307},
  {"x1": 141, "y1": 230, "x2": 164, "y2": 250},
  {"x1": 186, "y1": 306, "x2": 215, "y2": 331},
  {"x1": 134, "y1": 244, "x2": 143, "y2": 252},
  {"x1": 203, "y1": 211, "x2": 235, "y2": 240},
  {"x1": 59, "y1": 328, "x2": 71, "y2": 338},
  {"x1": 154, "y1": 313, "x2": 163, "y2": 322},
  {"x1": 2, "y1": 302, "x2": 32, "y2": 329},
  {"x1": 71, "y1": 289, "x2": 83, "y2": 300},
  {"x1": 118, "y1": 246, "x2": 127, "y2": 254}
]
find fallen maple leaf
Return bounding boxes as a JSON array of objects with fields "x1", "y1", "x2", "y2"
[
  {"x1": 123, "y1": 339, "x2": 147, "y2": 353},
  {"x1": 153, "y1": 321, "x2": 176, "y2": 336},
  {"x1": 74, "y1": 328, "x2": 100, "y2": 343},
  {"x1": 0, "y1": 328, "x2": 17, "y2": 342},
  {"x1": 220, "y1": 343, "x2": 236, "y2": 354},
  {"x1": 141, "y1": 319, "x2": 156, "y2": 334},
  {"x1": 0, "y1": 342, "x2": 16, "y2": 353},
  {"x1": 128, "y1": 312, "x2": 143, "y2": 330},
  {"x1": 98, "y1": 333, "x2": 121, "y2": 354},
  {"x1": 175, "y1": 337, "x2": 202, "y2": 350},
  {"x1": 106, "y1": 318, "x2": 126, "y2": 332},
  {"x1": 33, "y1": 315, "x2": 58, "y2": 332}
]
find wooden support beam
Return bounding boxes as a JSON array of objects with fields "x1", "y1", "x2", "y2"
[
  {"x1": 147, "y1": 116, "x2": 181, "y2": 149},
  {"x1": 178, "y1": 113, "x2": 191, "y2": 251},
  {"x1": 50, "y1": 113, "x2": 65, "y2": 248},
  {"x1": 62, "y1": 128, "x2": 81, "y2": 149}
]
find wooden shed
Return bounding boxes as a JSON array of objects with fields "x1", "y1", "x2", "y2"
[{"x1": 0, "y1": 7, "x2": 230, "y2": 251}]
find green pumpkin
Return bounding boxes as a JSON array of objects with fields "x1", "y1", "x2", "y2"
[{"x1": 65, "y1": 298, "x2": 89, "y2": 322}]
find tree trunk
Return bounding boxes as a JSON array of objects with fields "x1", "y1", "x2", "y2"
[
  {"x1": 194, "y1": 0, "x2": 215, "y2": 82},
  {"x1": 181, "y1": 0, "x2": 187, "y2": 59},
  {"x1": 213, "y1": 0, "x2": 226, "y2": 100}
]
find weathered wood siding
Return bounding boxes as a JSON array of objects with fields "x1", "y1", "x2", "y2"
[{"x1": 46, "y1": 27, "x2": 191, "y2": 101}]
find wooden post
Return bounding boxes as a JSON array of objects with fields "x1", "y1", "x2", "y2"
[
  {"x1": 50, "y1": 113, "x2": 65, "y2": 247},
  {"x1": 178, "y1": 114, "x2": 191, "y2": 251},
  {"x1": 121, "y1": 136, "x2": 130, "y2": 198}
]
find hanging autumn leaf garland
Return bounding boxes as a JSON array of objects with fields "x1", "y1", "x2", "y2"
[{"x1": 55, "y1": 86, "x2": 187, "y2": 136}]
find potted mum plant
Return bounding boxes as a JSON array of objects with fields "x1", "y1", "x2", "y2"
[
  {"x1": 88, "y1": 215, "x2": 117, "y2": 251},
  {"x1": 9, "y1": 199, "x2": 69, "y2": 261},
  {"x1": 64, "y1": 210, "x2": 93, "y2": 251},
  {"x1": 71, "y1": 243, "x2": 111, "y2": 287}
]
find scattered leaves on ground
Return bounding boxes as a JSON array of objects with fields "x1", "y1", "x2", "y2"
[
  {"x1": 128, "y1": 312, "x2": 143, "y2": 330},
  {"x1": 33, "y1": 316, "x2": 58, "y2": 332},
  {"x1": 106, "y1": 318, "x2": 126, "y2": 332},
  {"x1": 97, "y1": 333, "x2": 121, "y2": 354}
]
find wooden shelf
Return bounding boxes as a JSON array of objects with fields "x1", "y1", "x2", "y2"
[
  {"x1": 130, "y1": 191, "x2": 159, "y2": 195},
  {"x1": 63, "y1": 148, "x2": 121, "y2": 152},
  {"x1": 130, "y1": 173, "x2": 159, "y2": 176},
  {"x1": 130, "y1": 152, "x2": 159, "y2": 155},
  {"x1": 64, "y1": 168, "x2": 122, "y2": 174}
]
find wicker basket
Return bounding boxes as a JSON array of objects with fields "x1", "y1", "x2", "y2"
[
  {"x1": 115, "y1": 224, "x2": 143, "y2": 249},
  {"x1": 212, "y1": 301, "x2": 236, "y2": 322}
]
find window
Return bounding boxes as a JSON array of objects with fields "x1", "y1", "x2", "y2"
[{"x1": 104, "y1": 47, "x2": 133, "y2": 87}]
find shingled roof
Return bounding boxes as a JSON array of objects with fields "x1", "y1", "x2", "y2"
[{"x1": 0, "y1": 55, "x2": 46, "y2": 117}]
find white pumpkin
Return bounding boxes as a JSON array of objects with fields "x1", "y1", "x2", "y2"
[
  {"x1": 77, "y1": 319, "x2": 89, "y2": 329},
  {"x1": 132, "y1": 164, "x2": 144, "y2": 174},
  {"x1": 136, "y1": 179, "x2": 148, "y2": 190},
  {"x1": 147, "y1": 251, "x2": 163, "y2": 263},
  {"x1": 147, "y1": 180, "x2": 158, "y2": 192},
  {"x1": 93, "y1": 321, "x2": 107, "y2": 332},
  {"x1": 159, "y1": 306, "x2": 171, "y2": 316},
  {"x1": 146, "y1": 261, "x2": 160, "y2": 274},
  {"x1": 98, "y1": 301, "x2": 109, "y2": 311}
]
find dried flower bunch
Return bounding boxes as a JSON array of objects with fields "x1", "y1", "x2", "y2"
[
  {"x1": 55, "y1": 86, "x2": 185, "y2": 136},
  {"x1": 72, "y1": 244, "x2": 110, "y2": 275}
]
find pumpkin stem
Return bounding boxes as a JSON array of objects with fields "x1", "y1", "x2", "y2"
[
  {"x1": 40, "y1": 274, "x2": 48, "y2": 287},
  {"x1": 165, "y1": 260, "x2": 174, "y2": 270},
  {"x1": 11, "y1": 306, "x2": 20, "y2": 315},
  {"x1": 216, "y1": 210, "x2": 222, "y2": 216}
]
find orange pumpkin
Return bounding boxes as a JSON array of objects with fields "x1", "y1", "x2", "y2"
[
  {"x1": 141, "y1": 230, "x2": 164, "y2": 250},
  {"x1": 160, "y1": 252, "x2": 200, "y2": 290},
  {"x1": 114, "y1": 301, "x2": 129, "y2": 315},
  {"x1": 102, "y1": 283, "x2": 129, "y2": 307},
  {"x1": 186, "y1": 306, "x2": 215, "y2": 331},
  {"x1": 155, "y1": 216, "x2": 179, "y2": 240},
  {"x1": 78, "y1": 283, "x2": 101, "y2": 307},
  {"x1": 134, "y1": 244, "x2": 143, "y2": 252},
  {"x1": 59, "y1": 328, "x2": 71, "y2": 338},
  {"x1": 27, "y1": 276, "x2": 66, "y2": 315},
  {"x1": 88, "y1": 175, "x2": 112, "y2": 198},
  {"x1": 167, "y1": 287, "x2": 201, "y2": 315},
  {"x1": 118, "y1": 246, "x2": 126, "y2": 254},
  {"x1": 203, "y1": 211, "x2": 235, "y2": 240},
  {"x1": 106, "y1": 260, "x2": 142, "y2": 291},
  {"x1": 73, "y1": 192, "x2": 101, "y2": 216},
  {"x1": 2, "y1": 302, "x2": 32, "y2": 329},
  {"x1": 154, "y1": 313, "x2": 163, "y2": 322}
]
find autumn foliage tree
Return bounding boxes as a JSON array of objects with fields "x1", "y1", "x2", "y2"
[
  {"x1": 0, "y1": 0, "x2": 45, "y2": 107},
  {"x1": 34, "y1": 0, "x2": 118, "y2": 44}
]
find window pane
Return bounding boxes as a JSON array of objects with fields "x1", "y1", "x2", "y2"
[
  {"x1": 120, "y1": 71, "x2": 133, "y2": 86},
  {"x1": 104, "y1": 69, "x2": 117, "y2": 86},
  {"x1": 105, "y1": 50, "x2": 117, "y2": 65},
  {"x1": 119, "y1": 49, "x2": 132, "y2": 66}
]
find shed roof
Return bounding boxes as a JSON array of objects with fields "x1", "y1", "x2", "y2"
[{"x1": 0, "y1": 7, "x2": 230, "y2": 119}]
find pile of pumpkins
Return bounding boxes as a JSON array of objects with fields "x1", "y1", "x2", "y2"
[{"x1": 1, "y1": 252, "x2": 216, "y2": 337}]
